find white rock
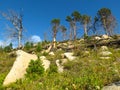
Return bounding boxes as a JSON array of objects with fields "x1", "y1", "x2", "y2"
[
  {"x1": 64, "y1": 52, "x2": 76, "y2": 61},
  {"x1": 100, "y1": 46, "x2": 108, "y2": 51},
  {"x1": 102, "y1": 84, "x2": 120, "y2": 90},
  {"x1": 40, "y1": 56, "x2": 50, "y2": 71},
  {"x1": 42, "y1": 59, "x2": 50, "y2": 71},
  {"x1": 3, "y1": 51, "x2": 50, "y2": 86},
  {"x1": 100, "y1": 57, "x2": 111, "y2": 59},
  {"x1": 56, "y1": 60, "x2": 64, "y2": 73},
  {"x1": 40, "y1": 56, "x2": 46, "y2": 60},
  {"x1": 102, "y1": 34, "x2": 109, "y2": 39},
  {"x1": 99, "y1": 51, "x2": 112, "y2": 56},
  {"x1": 95, "y1": 36, "x2": 101, "y2": 40},
  {"x1": 49, "y1": 52, "x2": 55, "y2": 56},
  {"x1": 3, "y1": 50, "x2": 37, "y2": 86},
  {"x1": 79, "y1": 39, "x2": 84, "y2": 42}
]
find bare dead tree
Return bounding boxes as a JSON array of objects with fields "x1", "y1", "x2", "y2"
[{"x1": 1, "y1": 10, "x2": 23, "y2": 49}]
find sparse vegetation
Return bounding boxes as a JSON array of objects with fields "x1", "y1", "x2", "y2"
[{"x1": 0, "y1": 6, "x2": 120, "y2": 90}]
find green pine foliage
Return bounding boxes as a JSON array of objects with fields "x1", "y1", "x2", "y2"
[{"x1": 26, "y1": 59, "x2": 45, "y2": 80}]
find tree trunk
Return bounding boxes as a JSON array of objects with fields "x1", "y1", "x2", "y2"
[
  {"x1": 84, "y1": 24, "x2": 87, "y2": 36},
  {"x1": 18, "y1": 30, "x2": 22, "y2": 49},
  {"x1": 73, "y1": 24, "x2": 76, "y2": 40},
  {"x1": 103, "y1": 19, "x2": 108, "y2": 35},
  {"x1": 53, "y1": 37, "x2": 56, "y2": 48}
]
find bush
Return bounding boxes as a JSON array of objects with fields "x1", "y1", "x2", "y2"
[
  {"x1": 26, "y1": 59, "x2": 44, "y2": 80},
  {"x1": 3, "y1": 43, "x2": 13, "y2": 52}
]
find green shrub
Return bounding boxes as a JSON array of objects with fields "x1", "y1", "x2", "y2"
[
  {"x1": 3, "y1": 43, "x2": 13, "y2": 52},
  {"x1": 26, "y1": 59, "x2": 44, "y2": 80}
]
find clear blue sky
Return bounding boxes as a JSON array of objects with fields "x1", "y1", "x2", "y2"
[{"x1": 0, "y1": 0, "x2": 120, "y2": 46}]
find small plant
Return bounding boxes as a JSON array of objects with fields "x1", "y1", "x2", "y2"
[{"x1": 26, "y1": 59, "x2": 44, "y2": 80}]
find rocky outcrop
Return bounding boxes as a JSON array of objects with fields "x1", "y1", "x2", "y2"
[
  {"x1": 3, "y1": 50, "x2": 50, "y2": 86},
  {"x1": 3, "y1": 50, "x2": 37, "y2": 86}
]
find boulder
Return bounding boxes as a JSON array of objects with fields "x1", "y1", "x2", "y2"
[
  {"x1": 102, "y1": 83, "x2": 120, "y2": 90},
  {"x1": 102, "y1": 34, "x2": 109, "y2": 39},
  {"x1": 3, "y1": 51, "x2": 50, "y2": 86},
  {"x1": 79, "y1": 39, "x2": 84, "y2": 42},
  {"x1": 64, "y1": 52, "x2": 76, "y2": 61},
  {"x1": 3, "y1": 50, "x2": 37, "y2": 86},
  {"x1": 100, "y1": 46, "x2": 108, "y2": 51},
  {"x1": 95, "y1": 36, "x2": 101, "y2": 40},
  {"x1": 100, "y1": 57, "x2": 111, "y2": 60},
  {"x1": 49, "y1": 52, "x2": 55, "y2": 56},
  {"x1": 99, "y1": 51, "x2": 112, "y2": 56},
  {"x1": 40, "y1": 56, "x2": 50, "y2": 71},
  {"x1": 56, "y1": 60, "x2": 64, "y2": 73}
]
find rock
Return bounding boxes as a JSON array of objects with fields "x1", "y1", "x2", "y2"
[
  {"x1": 40, "y1": 56, "x2": 46, "y2": 60},
  {"x1": 3, "y1": 50, "x2": 37, "y2": 86},
  {"x1": 102, "y1": 34, "x2": 109, "y2": 39},
  {"x1": 64, "y1": 52, "x2": 76, "y2": 61},
  {"x1": 68, "y1": 45, "x2": 75, "y2": 49},
  {"x1": 100, "y1": 46, "x2": 108, "y2": 51},
  {"x1": 100, "y1": 57, "x2": 111, "y2": 59},
  {"x1": 102, "y1": 83, "x2": 120, "y2": 90},
  {"x1": 67, "y1": 41, "x2": 73, "y2": 45},
  {"x1": 60, "y1": 59, "x2": 68, "y2": 65},
  {"x1": 95, "y1": 36, "x2": 101, "y2": 40},
  {"x1": 56, "y1": 60, "x2": 64, "y2": 73},
  {"x1": 49, "y1": 52, "x2": 55, "y2": 56},
  {"x1": 3, "y1": 51, "x2": 50, "y2": 86},
  {"x1": 84, "y1": 51, "x2": 90, "y2": 56},
  {"x1": 79, "y1": 39, "x2": 84, "y2": 42},
  {"x1": 40, "y1": 56, "x2": 50, "y2": 71},
  {"x1": 99, "y1": 51, "x2": 112, "y2": 56},
  {"x1": 62, "y1": 43, "x2": 67, "y2": 46}
]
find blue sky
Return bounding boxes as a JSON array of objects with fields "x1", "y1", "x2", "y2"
[{"x1": 0, "y1": 0, "x2": 120, "y2": 46}]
